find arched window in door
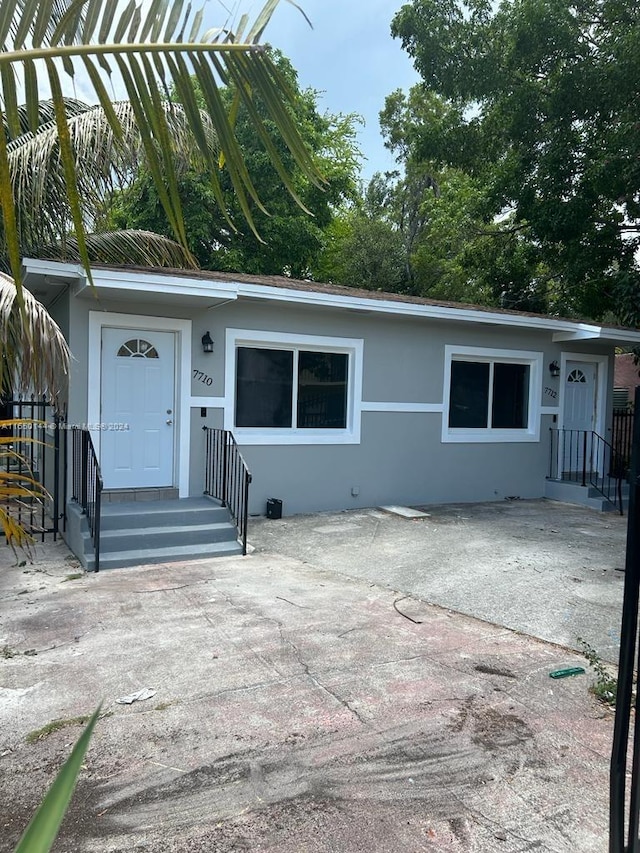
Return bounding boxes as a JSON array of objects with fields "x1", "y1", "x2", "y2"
[
  {"x1": 116, "y1": 339, "x2": 159, "y2": 358},
  {"x1": 567, "y1": 368, "x2": 586, "y2": 383}
]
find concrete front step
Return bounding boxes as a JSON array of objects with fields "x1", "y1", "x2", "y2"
[
  {"x1": 100, "y1": 521, "x2": 237, "y2": 551},
  {"x1": 86, "y1": 539, "x2": 243, "y2": 571},
  {"x1": 544, "y1": 478, "x2": 628, "y2": 513},
  {"x1": 68, "y1": 496, "x2": 244, "y2": 571},
  {"x1": 100, "y1": 497, "x2": 230, "y2": 531}
]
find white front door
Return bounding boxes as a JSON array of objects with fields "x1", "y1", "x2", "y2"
[
  {"x1": 562, "y1": 360, "x2": 597, "y2": 473},
  {"x1": 100, "y1": 328, "x2": 176, "y2": 488}
]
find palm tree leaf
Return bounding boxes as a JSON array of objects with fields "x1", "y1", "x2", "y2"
[
  {"x1": 189, "y1": 7, "x2": 204, "y2": 43},
  {"x1": 82, "y1": 0, "x2": 103, "y2": 44},
  {"x1": 165, "y1": 52, "x2": 232, "y2": 229},
  {"x1": 0, "y1": 2, "x2": 15, "y2": 48},
  {"x1": 244, "y1": 50, "x2": 321, "y2": 181},
  {"x1": 138, "y1": 53, "x2": 185, "y2": 237},
  {"x1": 128, "y1": 3, "x2": 143, "y2": 42},
  {"x1": 45, "y1": 57, "x2": 93, "y2": 286},
  {"x1": 1, "y1": 65, "x2": 21, "y2": 139},
  {"x1": 0, "y1": 0, "x2": 324, "y2": 292},
  {"x1": 80, "y1": 59, "x2": 124, "y2": 142},
  {"x1": 0, "y1": 115, "x2": 23, "y2": 301},
  {"x1": 14, "y1": 0, "x2": 42, "y2": 49},
  {"x1": 32, "y1": 0, "x2": 57, "y2": 47},
  {"x1": 0, "y1": 271, "x2": 69, "y2": 398},
  {"x1": 115, "y1": 54, "x2": 186, "y2": 246},
  {"x1": 164, "y1": 0, "x2": 185, "y2": 42},
  {"x1": 98, "y1": 0, "x2": 118, "y2": 44},
  {"x1": 13, "y1": 707, "x2": 101, "y2": 853},
  {"x1": 39, "y1": 229, "x2": 198, "y2": 267},
  {"x1": 223, "y1": 58, "x2": 313, "y2": 213},
  {"x1": 113, "y1": 0, "x2": 136, "y2": 44},
  {"x1": 23, "y1": 60, "x2": 40, "y2": 132}
]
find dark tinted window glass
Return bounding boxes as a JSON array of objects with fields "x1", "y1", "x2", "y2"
[
  {"x1": 297, "y1": 351, "x2": 348, "y2": 429},
  {"x1": 449, "y1": 361, "x2": 490, "y2": 428},
  {"x1": 235, "y1": 347, "x2": 293, "y2": 427},
  {"x1": 492, "y1": 363, "x2": 529, "y2": 428}
]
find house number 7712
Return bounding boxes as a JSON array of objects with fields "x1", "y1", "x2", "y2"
[{"x1": 193, "y1": 369, "x2": 213, "y2": 386}]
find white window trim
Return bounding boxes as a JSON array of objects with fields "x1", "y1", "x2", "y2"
[
  {"x1": 88, "y1": 311, "x2": 192, "y2": 496},
  {"x1": 442, "y1": 345, "x2": 543, "y2": 443},
  {"x1": 224, "y1": 328, "x2": 363, "y2": 445}
]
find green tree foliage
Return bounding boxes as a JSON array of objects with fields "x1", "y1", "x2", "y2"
[
  {"x1": 111, "y1": 52, "x2": 362, "y2": 278},
  {"x1": 391, "y1": 0, "x2": 640, "y2": 324},
  {"x1": 314, "y1": 172, "x2": 408, "y2": 291}
]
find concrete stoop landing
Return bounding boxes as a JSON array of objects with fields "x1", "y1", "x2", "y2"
[
  {"x1": 68, "y1": 496, "x2": 243, "y2": 571},
  {"x1": 544, "y1": 476, "x2": 630, "y2": 513}
]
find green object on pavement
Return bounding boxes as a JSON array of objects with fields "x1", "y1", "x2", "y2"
[{"x1": 549, "y1": 667, "x2": 586, "y2": 679}]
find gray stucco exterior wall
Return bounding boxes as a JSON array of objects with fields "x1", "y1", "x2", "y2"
[{"x1": 41, "y1": 270, "x2": 620, "y2": 517}]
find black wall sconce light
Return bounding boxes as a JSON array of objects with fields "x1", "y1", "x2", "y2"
[
  {"x1": 549, "y1": 360, "x2": 560, "y2": 378},
  {"x1": 201, "y1": 331, "x2": 214, "y2": 354}
]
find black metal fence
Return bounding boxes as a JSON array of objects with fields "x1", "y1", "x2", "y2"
[
  {"x1": 70, "y1": 427, "x2": 103, "y2": 572},
  {"x1": 610, "y1": 386, "x2": 640, "y2": 852},
  {"x1": 203, "y1": 427, "x2": 252, "y2": 555},
  {"x1": 0, "y1": 397, "x2": 65, "y2": 539},
  {"x1": 613, "y1": 408, "x2": 635, "y2": 477}
]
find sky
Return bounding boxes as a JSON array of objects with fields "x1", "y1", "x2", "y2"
[{"x1": 242, "y1": 0, "x2": 420, "y2": 179}]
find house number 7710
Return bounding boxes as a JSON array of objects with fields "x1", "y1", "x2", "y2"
[{"x1": 193, "y1": 369, "x2": 213, "y2": 386}]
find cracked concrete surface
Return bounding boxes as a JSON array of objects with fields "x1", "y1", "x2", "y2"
[{"x1": 0, "y1": 499, "x2": 627, "y2": 851}]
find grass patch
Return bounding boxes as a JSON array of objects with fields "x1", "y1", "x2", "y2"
[
  {"x1": 62, "y1": 572, "x2": 85, "y2": 582},
  {"x1": 26, "y1": 711, "x2": 112, "y2": 743},
  {"x1": 1, "y1": 645, "x2": 16, "y2": 659}
]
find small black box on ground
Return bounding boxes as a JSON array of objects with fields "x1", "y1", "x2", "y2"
[{"x1": 266, "y1": 498, "x2": 282, "y2": 519}]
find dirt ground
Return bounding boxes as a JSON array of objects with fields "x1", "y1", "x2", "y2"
[{"x1": 0, "y1": 499, "x2": 628, "y2": 852}]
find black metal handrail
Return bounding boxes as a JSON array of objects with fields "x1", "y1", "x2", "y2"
[
  {"x1": 203, "y1": 427, "x2": 252, "y2": 555},
  {"x1": 590, "y1": 431, "x2": 625, "y2": 516},
  {"x1": 548, "y1": 428, "x2": 625, "y2": 514},
  {"x1": 70, "y1": 428, "x2": 103, "y2": 572}
]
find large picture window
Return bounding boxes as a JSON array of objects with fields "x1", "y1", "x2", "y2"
[
  {"x1": 235, "y1": 343, "x2": 350, "y2": 432},
  {"x1": 443, "y1": 346, "x2": 541, "y2": 442}
]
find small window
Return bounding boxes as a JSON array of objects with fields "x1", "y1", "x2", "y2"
[
  {"x1": 449, "y1": 360, "x2": 529, "y2": 430},
  {"x1": 298, "y1": 351, "x2": 348, "y2": 429},
  {"x1": 236, "y1": 348, "x2": 293, "y2": 428},
  {"x1": 117, "y1": 338, "x2": 158, "y2": 358},
  {"x1": 567, "y1": 368, "x2": 586, "y2": 383},
  {"x1": 235, "y1": 346, "x2": 348, "y2": 430},
  {"x1": 444, "y1": 346, "x2": 541, "y2": 443}
]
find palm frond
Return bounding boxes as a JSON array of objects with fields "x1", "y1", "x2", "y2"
[
  {"x1": 0, "y1": 271, "x2": 69, "y2": 397},
  {"x1": 0, "y1": 0, "x2": 322, "y2": 291},
  {"x1": 7, "y1": 100, "x2": 216, "y2": 253},
  {"x1": 36, "y1": 228, "x2": 198, "y2": 267}
]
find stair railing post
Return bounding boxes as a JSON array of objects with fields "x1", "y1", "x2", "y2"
[
  {"x1": 81, "y1": 429, "x2": 88, "y2": 512},
  {"x1": 221, "y1": 430, "x2": 229, "y2": 508},
  {"x1": 582, "y1": 430, "x2": 588, "y2": 487}
]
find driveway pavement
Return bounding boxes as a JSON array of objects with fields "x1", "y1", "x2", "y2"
[
  {"x1": 248, "y1": 498, "x2": 628, "y2": 663},
  {"x1": 0, "y1": 498, "x2": 628, "y2": 852}
]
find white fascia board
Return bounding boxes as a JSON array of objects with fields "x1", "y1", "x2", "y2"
[
  {"x1": 77, "y1": 268, "x2": 239, "y2": 302},
  {"x1": 552, "y1": 326, "x2": 640, "y2": 344},
  {"x1": 22, "y1": 258, "x2": 84, "y2": 280}
]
